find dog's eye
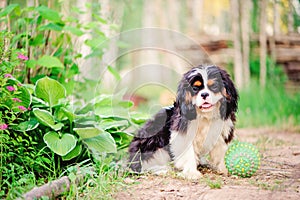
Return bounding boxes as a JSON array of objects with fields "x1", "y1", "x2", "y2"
[
  {"x1": 192, "y1": 86, "x2": 200, "y2": 91},
  {"x1": 209, "y1": 83, "x2": 220, "y2": 91},
  {"x1": 193, "y1": 80, "x2": 202, "y2": 87},
  {"x1": 192, "y1": 81, "x2": 202, "y2": 91}
]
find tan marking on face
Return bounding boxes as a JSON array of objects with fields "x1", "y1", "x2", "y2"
[
  {"x1": 207, "y1": 79, "x2": 215, "y2": 87},
  {"x1": 222, "y1": 88, "x2": 231, "y2": 100},
  {"x1": 185, "y1": 91, "x2": 192, "y2": 102},
  {"x1": 193, "y1": 80, "x2": 202, "y2": 87}
]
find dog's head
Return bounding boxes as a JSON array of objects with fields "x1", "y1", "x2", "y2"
[{"x1": 176, "y1": 65, "x2": 238, "y2": 120}]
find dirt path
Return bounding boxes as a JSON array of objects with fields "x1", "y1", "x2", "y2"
[{"x1": 114, "y1": 128, "x2": 300, "y2": 200}]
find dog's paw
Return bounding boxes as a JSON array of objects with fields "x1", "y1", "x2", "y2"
[
  {"x1": 178, "y1": 169, "x2": 202, "y2": 180},
  {"x1": 216, "y1": 162, "x2": 228, "y2": 176}
]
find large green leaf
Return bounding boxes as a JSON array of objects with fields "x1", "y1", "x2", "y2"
[
  {"x1": 44, "y1": 132, "x2": 77, "y2": 156},
  {"x1": 98, "y1": 119, "x2": 129, "y2": 130},
  {"x1": 95, "y1": 106, "x2": 131, "y2": 119},
  {"x1": 55, "y1": 107, "x2": 76, "y2": 122},
  {"x1": 74, "y1": 127, "x2": 105, "y2": 139},
  {"x1": 33, "y1": 108, "x2": 63, "y2": 130},
  {"x1": 35, "y1": 6, "x2": 61, "y2": 22},
  {"x1": 35, "y1": 77, "x2": 66, "y2": 107},
  {"x1": 33, "y1": 108, "x2": 55, "y2": 126},
  {"x1": 74, "y1": 127, "x2": 117, "y2": 153},
  {"x1": 37, "y1": 55, "x2": 64, "y2": 69},
  {"x1": 130, "y1": 112, "x2": 149, "y2": 125},
  {"x1": 13, "y1": 118, "x2": 39, "y2": 132},
  {"x1": 83, "y1": 133, "x2": 117, "y2": 154},
  {"x1": 62, "y1": 144, "x2": 82, "y2": 161},
  {"x1": 93, "y1": 91, "x2": 133, "y2": 118},
  {"x1": 50, "y1": 123, "x2": 64, "y2": 131},
  {"x1": 111, "y1": 131, "x2": 133, "y2": 150}
]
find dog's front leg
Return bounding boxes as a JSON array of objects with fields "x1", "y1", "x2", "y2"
[
  {"x1": 209, "y1": 137, "x2": 228, "y2": 175},
  {"x1": 173, "y1": 144, "x2": 202, "y2": 179}
]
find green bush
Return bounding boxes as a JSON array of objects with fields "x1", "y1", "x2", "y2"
[
  {"x1": 0, "y1": 70, "x2": 147, "y2": 198},
  {"x1": 0, "y1": 4, "x2": 146, "y2": 198}
]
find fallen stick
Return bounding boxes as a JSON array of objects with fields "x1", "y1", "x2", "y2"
[{"x1": 21, "y1": 176, "x2": 71, "y2": 200}]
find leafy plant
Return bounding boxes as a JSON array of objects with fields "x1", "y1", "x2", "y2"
[
  {"x1": 0, "y1": 67, "x2": 148, "y2": 196},
  {"x1": 27, "y1": 76, "x2": 141, "y2": 161},
  {"x1": 0, "y1": 2, "x2": 147, "y2": 199},
  {"x1": 0, "y1": 31, "x2": 147, "y2": 199},
  {"x1": 0, "y1": 73, "x2": 147, "y2": 198},
  {"x1": 0, "y1": 2, "x2": 108, "y2": 96}
]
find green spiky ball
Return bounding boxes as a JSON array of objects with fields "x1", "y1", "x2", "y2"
[{"x1": 225, "y1": 141, "x2": 260, "y2": 178}]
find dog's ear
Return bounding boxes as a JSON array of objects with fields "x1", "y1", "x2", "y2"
[
  {"x1": 176, "y1": 79, "x2": 197, "y2": 120},
  {"x1": 219, "y1": 68, "x2": 239, "y2": 120}
]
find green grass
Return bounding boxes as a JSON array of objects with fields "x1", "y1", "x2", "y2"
[
  {"x1": 236, "y1": 81, "x2": 300, "y2": 129},
  {"x1": 201, "y1": 175, "x2": 223, "y2": 189},
  {"x1": 69, "y1": 157, "x2": 128, "y2": 200},
  {"x1": 3, "y1": 155, "x2": 129, "y2": 199}
]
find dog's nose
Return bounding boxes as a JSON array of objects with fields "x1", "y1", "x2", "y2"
[{"x1": 201, "y1": 92, "x2": 209, "y2": 100}]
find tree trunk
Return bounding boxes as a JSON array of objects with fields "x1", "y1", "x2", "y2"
[
  {"x1": 287, "y1": 0, "x2": 294, "y2": 34},
  {"x1": 99, "y1": 0, "x2": 123, "y2": 69},
  {"x1": 259, "y1": 0, "x2": 267, "y2": 87},
  {"x1": 270, "y1": 0, "x2": 278, "y2": 75},
  {"x1": 192, "y1": 0, "x2": 203, "y2": 34},
  {"x1": 0, "y1": 0, "x2": 7, "y2": 31},
  {"x1": 230, "y1": 0, "x2": 243, "y2": 89},
  {"x1": 140, "y1": 0, "x2": 160, "y2": 65},
  {"x1": 273, "y1": 0, "x2": 280, "y2": 36},
  {"x1": 241, "y1": 0, "x2": 251, "y2": 87},
  {"x1": 76, "y1": 0, "x2": 93, "y2": 80},
  {"x1": 0, "y1": 0, "x2": 5, "y2": 7}
]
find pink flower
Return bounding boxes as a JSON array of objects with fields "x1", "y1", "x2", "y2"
[
  {"x1": 18, "y1": 106, "x2": 27, "y2": 111},
  {"x1": 4, "y1": 74, "x2": 13, "y2": 78},
  {"x1": 17, "y1": 53, "x2": 29, "y2": 61},
  {"x1": 12, "y1": 98, "x2": 22, "y2": 102},
  {"x1": 0, "y1": 124, "x2": 8, "y2": 130},
  {"x1": 6, "y1": 86, "x2": 15, "y2": 92},
  {"x1": 17, "y1": 83, "x2": 22, "y2": 87}
]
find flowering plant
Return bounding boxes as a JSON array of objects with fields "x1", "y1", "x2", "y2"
[
  {"x1": 0, "y1": 46, "x2": 32, "y2": 128},
  {"x1": 0, "y1": 73, "x2": 30, "y2": 132},
  {"x1": 0, "y1": 34, "x2": 31, "y2": 133}
]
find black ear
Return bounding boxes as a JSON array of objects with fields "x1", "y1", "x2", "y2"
[
  {"x1": 219, "y1": 69, "x2": 239, "y2": 120},
  {"x1": 176, "y1": 79, "x2": 197, "y2": 120}
]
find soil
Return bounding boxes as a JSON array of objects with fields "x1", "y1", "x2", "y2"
[{"x1": 114, "y1": 128, "x2": 300, "y2": 200}]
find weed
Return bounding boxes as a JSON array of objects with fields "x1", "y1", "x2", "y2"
[
  {"x1": 248, "y1": 178, "x2": 285, "y2": 191},
  {"x1": 207, "y1": 179, "x2": 222, "y2": 189},
  {"x1": 65, "y1": 156, "x2": 129, "y2": 199},
  {"x1": 201, "y1": 175, "x2": 223, "y2": 189}
]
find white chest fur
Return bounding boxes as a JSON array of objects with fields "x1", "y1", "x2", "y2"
[
  {"x1": 170, "y1": 114, "x2": 231, "y2": 170},
  {"x1": 193, "y1": 117, "x2": 225, "y2": 161}
]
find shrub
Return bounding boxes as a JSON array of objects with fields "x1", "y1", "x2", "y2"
[{"x1": 0, "y1": 19, "x2": 146, "y2": 199}]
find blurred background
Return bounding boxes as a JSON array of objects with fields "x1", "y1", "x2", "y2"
[{"x1": 1, "y1": 0, "x2": 300, "y2": 129}]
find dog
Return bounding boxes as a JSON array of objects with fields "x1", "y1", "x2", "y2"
[{"x1": 128, "y1": 65, "x2": 238, "y2": 179}]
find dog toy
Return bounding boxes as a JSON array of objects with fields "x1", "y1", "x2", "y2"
[{"x1": 225, "y1": 140, "x2": 260, "y2": 178}]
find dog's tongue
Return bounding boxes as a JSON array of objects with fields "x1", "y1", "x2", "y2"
[{"x1": 201, "y1": 102, "x2": 212, "y2": 108}]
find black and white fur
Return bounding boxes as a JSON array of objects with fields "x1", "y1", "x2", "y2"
[{"x1": 128, "y1": 65, "x2": 238, "y2": 179}]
